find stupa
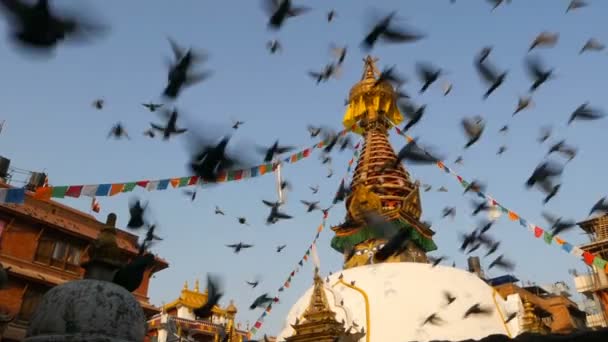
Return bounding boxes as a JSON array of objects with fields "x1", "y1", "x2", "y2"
[{"x1": 275, "y1": 57, "x2": 524, "y2": 342}]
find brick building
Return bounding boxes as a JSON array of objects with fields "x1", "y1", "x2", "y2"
[{"x1": 0, "y1": 182, "x2": 169, "y2": 341}]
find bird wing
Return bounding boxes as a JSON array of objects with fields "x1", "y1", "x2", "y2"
[
  {"x1": 398, "y1": 101, "x2": 417, "y2": 119},
  {"x1": 525, "y1": 57, "x2": 545, "y2": 79},
  {"x1": 167, "y1": 37, "x2": 184, "y2": 61},
  {"x1": 462, "y1": 118, "x2": 482, "y2": 138},
  {"x1": 475, "y1": 60, "x2": 499, "y2": 83},
  {"x1": 261, "y1": 0, "x2": 280, "y2": 16},
  {"x1": 416, "y1": 62, "x2": 435, "y2": 82},
  {"x1": 242, "y1": 244, "x2": 253, "y2": 248},
  {"x1": 541, "y1": 211, "x2": 559, "y2": 225},
  {"x1": 381, "y1": 27, "x2": 424, "y2": 43}
]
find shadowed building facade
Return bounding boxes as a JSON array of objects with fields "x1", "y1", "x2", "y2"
[{"x1": 0, "y1": 182, "x2": 168, "y2": 341}]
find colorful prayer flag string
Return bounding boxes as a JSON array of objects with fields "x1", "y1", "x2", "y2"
[
  {"x1": 30, "y1": 128, "x2": 355, "y2": 202},
  {"x1": 248, "y1": 142, "x2": 362, "y2": 337},
  {"x1": 392, "y1": 127, "x2": 608, "y2": 272}
]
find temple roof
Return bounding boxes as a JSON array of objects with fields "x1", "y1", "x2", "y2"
[{"x1": 163, "y1": 280, "x2": 235, "y2": 316}]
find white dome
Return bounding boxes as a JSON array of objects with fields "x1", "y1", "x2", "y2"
[
  {"x1": 277, "y1": 263, "x2": 520, "y2": 342},
  {"x1": 25, "y1": 279, "x2": 147, "y2": 342}
]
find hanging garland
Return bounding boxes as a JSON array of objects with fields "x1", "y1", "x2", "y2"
[
  {"x1": 16, "y1": 128, "x2": 355, "y2": 203},
  {"x1": 392, "y1": 126, "x2": 608, "y2": 273}
]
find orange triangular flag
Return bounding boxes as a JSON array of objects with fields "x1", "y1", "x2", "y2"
[
  {"x1": 508, "y1": 211, "x2": 519, "y2": 221},
  {"x1": 170, "y1": 178, "x2": 180, "y2": 188},
  {"x1": 109, "y1": 184, "x2": 124, "y2": 196},
  {"x1": 34, "y1": 187, "x2": 52, "y2": 200}
]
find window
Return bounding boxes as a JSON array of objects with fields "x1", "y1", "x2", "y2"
[
  {"x1": 34, "y1": 234, "x2": 83, "y2": 273},
  {"x1": 17, "y1": 284, "x2": 48, "y2": 321}
]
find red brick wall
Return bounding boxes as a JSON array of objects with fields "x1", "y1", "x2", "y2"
[{"x1": 0, "y1": 200, "x2": 164, "y2": 321}]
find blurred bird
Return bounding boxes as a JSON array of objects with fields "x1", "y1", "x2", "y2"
[
  {"x1": 437, "y1": 186, "x2": 448, "y2": 192},
  {"x1": 475, "y1": 57, "x2": 507, "y2": 99},
  {"x1": 461, "y1": 116, "x2": 485, "y2": 148},
  {"x1": 478, "y1": 46, "x2": 493, "y2": 63},
  {"x1": 390, "y1": 140, "x2": 442, "y2": 167},
  {"x1": 150, "y1": 109, "x2": 187, "y2": 140},
  {"x1": 276, "y1": 244, "x2": 287, "y2": 253},
  {"x1": 190, "y1": 136, "x2": 239, "y2": 183},
  {"x1": 250, "y1": 293, "x2": 274, "y2": 310},
  {"x1": 226, "y1": 243, "x2": 253, "y2": 253},
  {"x1": 301, "y1": 200, "x2": 320, "y2": 212},
  {"x1": 580, "y1": 38, "x2": 605, "y2": 54},
  {"x1": 193, "y1": 274, "x2": 223, "y2": 319},
  {"x1": 513, "y1": 96, "x2": 532, "y2": 116},
  {"x1": 464, "y1": 179, "x2": 487, "y2": 194},
  {"x1": 538, "y1": 126, "x2": 552, "y2": 144},
  {"x1": 246, "y1": 280, "x2": 259, "y2": 288},
  {"x1": 505, "y1": 312, "x2": 518, "y2": 324},
  {"x1": 232, "y1": 120, "x2": 244, "y2": 130},
  {"x1": 327, "y1": 10, "x2": 336, "y2": 22},
  {"x1": 488, "y1": 254, "x2": 515, "y2": 271},
  {"x1": 442, "y1": 81, "x2": 453, "y2": 96},
  {"x1": 443, "y1": 291, "x2": 456, "y2": 305},
  {"x1": 499, "y1": 125, "x2": 509, "y2": 134},
  {"x1": 487, "y1": 0, "x2": 511, "y2": 11},
  {"x1": 237, "y1": 217, "x2": 249, "y2": 225},
  {"x1": 497, "y1": 146, "x2": 507, "y2": 155},
  {"x1": 463, "y1": 303, "x2": 493, "y2": 318},
  {"x1": 422, "y1": 313, "x2": 444, "y2": 326},
  {"x1": 264, "y1": 0, "x2": 309, "y2": 30},
  {"x1": 542, "y1": 211, "x2": 576, "y2": 235},
  {"x1": 112, "y1": 253, "x2": 156, "y2": 292},
  {"x1": 568, "y1": 103, "x2": 605, "y2": 125},
  {"x1": 142, "y1": 102, "x2": 163, "y2": 112},
  {"x1": 529, "y1": 32, "x2": 559, "y2": 52},
  {"x1": 92, "y1": 99, "x2": 104, "y2": 110},
  {"x1": 566, "y1": 0, "x2": 588, "y2": 13},
  {"x1": 127, "y1": 199, "x2": 147, "y2": 229},
  {"x1": 525, "y1": 56, "x2": 554, "y2": 92},
  {"x1": 266, "y1": 39, "x2": 281, "y2": 54},
  {"x1": 442, "y1": 207, "x2": 456, "y2": 220},
  {"x1": 307, "y1": 125, "x2": 321, "y2": 138},
  {"x1": 416, "y1": 62, "x2": 443, "y2": 93},
  {"x1": 163, "y1": 38, "x2": 210, "y2": 99},
  {"x1": 589, "y1": 197, "x2": 608, "y2": 216},
  {"x1": 361, "y1": 11, "x2": 424, "y2": 51},
  {"x1": 107, "y1": 122, "x2": 130, "y2": 140},
  {"x1": 259, "y1": 140, "x2": 295, "y2": 162},
  {"x1": 399, "y1": 101, "x2": 426, "y2": 132},
  {"x1": 538, "y1": 179, "x2": 560, "y2": 204},
  {"x1": 330, "y1": 44, "x2": 347, "y2": 64},
  {"x1": 309, "y1": 185, "x2": 319, "y2": 194},
  {"x1": 547, "y1": 140, "x2": 577, "y2": 161},
  {"x1": 375, "y1": 65, "x2": 406, "y2": 88},
  {"x1": 215, "y1": 206, "x2": 225, "y2": 215},
  {"x1": 143, "y1": 128, "x2": 155, "y2": 137},
  {"x1": 525, "y1": 160, "x2": 563, "y2": 189},
  {"x1": 183, "y1": 189, "x2": 197, "y2": 201},
  {"x1": 0, "y1": 0, "x2": 106, "y2": 52}
]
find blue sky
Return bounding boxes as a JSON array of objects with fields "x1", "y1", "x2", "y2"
[{"x1": 1, "y1": 0, "x2": 607, "y2": 336}]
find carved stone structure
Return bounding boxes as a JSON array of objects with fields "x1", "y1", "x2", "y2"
[
  {"x1": 331, "y1": 56, "x2": 437, "y2": 269},
  {"x1": 24, "y1": 221, "x2": 147, "y2": 342}
]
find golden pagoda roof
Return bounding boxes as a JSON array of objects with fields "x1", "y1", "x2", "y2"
[{"x1": 163, "y1": 279, "x2": 234, "y2": 316}]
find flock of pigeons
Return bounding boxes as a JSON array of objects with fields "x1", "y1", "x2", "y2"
[{"x1": 1, "y1": 0, "x2": 608, "y2": 341}]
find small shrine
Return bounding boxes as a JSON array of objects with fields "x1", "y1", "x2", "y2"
[{"x1": 146, "y1": 280, "x2": 249, "y2": 342}]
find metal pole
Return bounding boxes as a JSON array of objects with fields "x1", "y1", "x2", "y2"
[{"x1": 275, "y1": 161, "x2": 285, "y2": 204}]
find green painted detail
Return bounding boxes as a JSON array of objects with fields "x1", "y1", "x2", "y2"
[{"x1": 330, "y1": 219, "x2": 437, "y2": 253}]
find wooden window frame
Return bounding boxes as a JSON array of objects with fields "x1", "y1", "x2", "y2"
[{"x1": 34, "y1": 232, "x2": 83, "y2": 274}]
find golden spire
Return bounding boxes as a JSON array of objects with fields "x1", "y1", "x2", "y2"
[
  {"x1": 331, "y1": 57, "x2": 437, "y2": 269},
  {"x1": 302, "y1": 269, "x2": 333, "y2": 320},
  {"x1": 285, "y1": 270, "x2": 346, "y2": 341},
  {"x1": 361, "y1": 56, "x2": 380, "y2": 80},
  {"x1": 183, "y1": 280, "x2": 189, "y2": 290},
  {"x1": 343, "y1": 55, "x2": 403, "y2": 135},
  {"x1": 194, "y1": 279, "x2": 200, "y2": 292}
]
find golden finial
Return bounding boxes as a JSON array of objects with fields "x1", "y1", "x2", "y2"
[
  {"x1": 183, "y1": 280, "x2": 189, "y2": 290},
  {"x1": 361, "y1": 55, "x2": 380, "y2": 81},
  {"x1": 194, "y1": 279, "x2": 200, "y2": 292}
]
